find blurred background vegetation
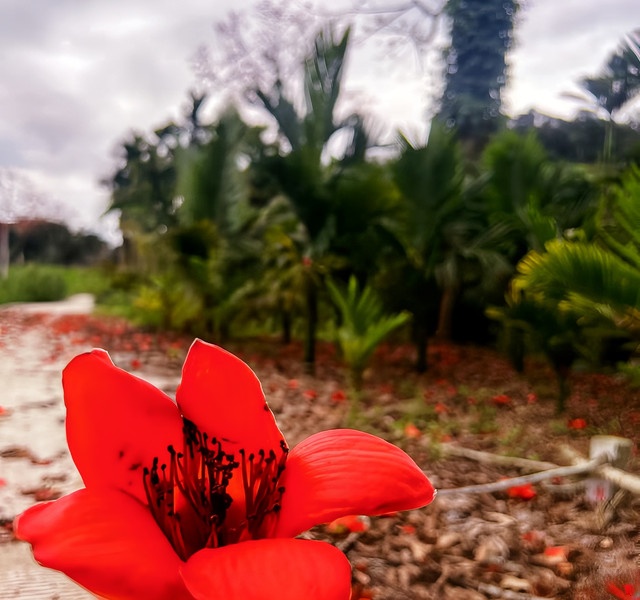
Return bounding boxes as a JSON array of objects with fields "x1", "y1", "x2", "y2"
[{"x1": 1, "y1": 2, "x2": 640, "y2": 405}]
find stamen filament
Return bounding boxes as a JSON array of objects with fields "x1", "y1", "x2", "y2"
[{"x1": 142, "y1": 418, "x2": 288, "y2": 559}]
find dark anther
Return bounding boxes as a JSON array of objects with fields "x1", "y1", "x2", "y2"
[{"x1": 143, "y1": 417, "x2": 289, "y2": 559}]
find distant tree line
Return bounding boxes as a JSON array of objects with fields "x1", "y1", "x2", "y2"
[{"x1": 9, "y1": 220, "x2": 108, "y2": 266}]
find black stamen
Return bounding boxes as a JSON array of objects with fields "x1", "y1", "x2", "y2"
[{"x1": 142, "y1": 419, "x2": 288, "y2": 559}]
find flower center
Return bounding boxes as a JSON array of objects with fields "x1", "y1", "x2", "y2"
[{"x1": 143, "y1": 418, "x2": 288, "y2": 561}]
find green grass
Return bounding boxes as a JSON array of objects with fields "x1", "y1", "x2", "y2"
[
  {"x1": 60, "y1": 266, "x2": 114, "y2": 297},
  {"x1": 0, "y1": 264, "x2": 113, "y2": 304}
]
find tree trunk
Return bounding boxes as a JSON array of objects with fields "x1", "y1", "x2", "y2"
[
  {"x1": 303, "y1": 276, "x2": 317, "y2": 374},
  {"x1": 412, "y1": 319, "x2": 429, "y2": 373},
  {"x1": 555, "y1": 367, "x2": 570, "y2": 415},
  {"x1": 435, "y1": 283, "x2": 459, "y2": 340},
  {"x1": 0, "y1": 222, "x2": 9, "y2": 279},
  {"x1": 280, "y1": 307, "x2": 292, "y2": 345}
]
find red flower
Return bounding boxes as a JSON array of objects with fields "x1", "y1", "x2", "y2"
[
  {"x1": 327, "y1": 515, "x2": 370, "y2": 534},
  {"x1": 434, "y1": 402, "x2": 448, "y2": 414},
  {"x1": 543, "y1": 545, "x2": 568, "y2": 561},
  {"x1": 491, "y1": 394, "x2": 511, "y2": 406},
  {"x1": 331, "y1": 390, "x2": 347, "y2": 403},
  {"x1": 607, "y1": 581, "x2": 638, "y2": 600},
  {"x1": 15, "y1": 340, "x2": 434, "y2": 600},
  {"x1": 404, "y1": 422, "x2": 422, "y2": 439},
  {"x1": 507, "y1": 483, "x2": 536, "y2": 500},
  {"x1": 567, "y1": 418, "x2": 587, "y2": 430}
]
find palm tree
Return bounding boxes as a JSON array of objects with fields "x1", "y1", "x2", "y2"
[
  {"x1": 104, "y1": 133, "x2": 178, "y2": 268},
  {"x1": 567, "y1": 30, "x2": 640, "y2": 161},
  {"x1": 388, "y1": 123, "x2": 511, "y2": 370},
  {"x1": 176, "y1": 109, "x2": 250, "y2": 235},
  {"x1": 251, "y1": 27, "x2": 384, "y2": 370}
]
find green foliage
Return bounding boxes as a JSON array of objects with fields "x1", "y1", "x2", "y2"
[
  {"x1": 256, "y1": 27, "x2": 352, "y2": 156},
  {"x1": 251, "y1": 26, "x2": 394, "y2": 367},
  {"x1": 489, "y1": 164, "x2": 640, "y2": 408},
  {"x1": 574, "y1": 30, "x2": 640, "y2": 161},
  {"x1": 10, "y1": 221, "x2": 107, "y2": 266},
  {"x1": 327, "y1": 276, "x2": 410, "y2": 390},
  {"x1": 516, "y1": 240, "x2": 640, "y2": 325},
  {"x1": 487, "y1": 285, "x2": 584, "y2": 413},
  {"x1": 578, "y1": 31, "x2": 640, "y2": 119},
  {"x1": 176, "y1": 110, "x2": 252, "y2": 234},
  {"x1": 388, "y1": 123, "x2": 513, "y2": 363},
  {"x1": 481, "y1": 130, "x2": 598, "y2": 257},
  {"x1": 598, "y1": 163, "x2": 640, "y2": 269},
  {"x1": 60, "y1": 266, "x2": 115, "y2": 298},
  {"x1": 0, "y1": 264, "x2": 67, "y2": 303},
  {"x1": 393, "y1": 124, "x2": 465, "y2": 265},
  {"x1": 132, "y1": 274, "x2": 204, "y2": 331},
  {"x1": 105, "y1": 133, "x2": 178, "y2": 235}
]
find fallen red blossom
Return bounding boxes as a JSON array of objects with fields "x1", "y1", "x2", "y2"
[
  {"x1": 331, "y1": 390, "x2": 347, "y2": 403},
  {"x1": 492, "y1": 394, "x2": 512, "y2": 406},
  {"x1": 327, "y1": 515, "x2": 371, "y2": 534},
  {"x1": 404, "y1": 423, "x2": 422, "y2": 439},
  {"x1": 606, "y1": 581, "x2": 638, "y2": 600},
  {"x1": 507, "y1": 483, "x2": 536, "y2": 500}
]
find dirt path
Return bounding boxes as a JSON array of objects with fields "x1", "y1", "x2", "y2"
[{"x1": 1, "y1": 296, "x2": 113, "y2": 599}]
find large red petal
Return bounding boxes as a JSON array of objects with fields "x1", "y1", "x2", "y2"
[
  {"x1": 14, "y1": 489, "x2": 192, "y2": 600},
  {"x1": 176, "y1": 340, "x2": 285, "y2": 456},
  {"x1": 274, "y1": 429, "x2": 435, "y2": 537},
  {"x1": 180, "y1": 539, "x2": 351, "y2": 600},
  {"x1": 64, "y1": 350, "x2": 184, "y2": 503}
]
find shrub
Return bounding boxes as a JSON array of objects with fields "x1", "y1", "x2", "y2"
[{"x1": 0, "y1": 265, "x2": 68, "y2": 303}]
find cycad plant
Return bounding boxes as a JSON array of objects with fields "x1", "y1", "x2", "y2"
[
  {"x1": 487, "y1": 285, "x2": 585, "y2": 413},
  {"x1": 489, "y1": 164, "x2": 640, "y2": 411},
  {"x1": 327, "y1": 276, "x2": 410, "y2": 423}
]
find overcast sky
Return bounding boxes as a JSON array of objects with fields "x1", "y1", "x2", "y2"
[{"x1": 0, "y1": 0, "x2": 638, "y2": 244}]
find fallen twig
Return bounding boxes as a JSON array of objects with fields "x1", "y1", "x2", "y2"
[
  {"x1": 559, "y1": 445, "x2": 640, "y2": 495},
  {"x1": 438, "y1": 442, "x2": 558, "y2": 472},
  {"x1": 436, "y1": 456, "x2": 605, "y2": 496}
]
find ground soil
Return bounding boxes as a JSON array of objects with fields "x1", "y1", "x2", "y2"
[{"x1": 1, "y1": 297, "x2": 639, "y2": 599}]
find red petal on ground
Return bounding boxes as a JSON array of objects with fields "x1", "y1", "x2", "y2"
[
  {"x1": 543, "y1": 545, "x2": 569, "y2": 560},
  {"x1": 64, "y1": 350, "x2": 183, "y2": 504},
  {"x1": 492, "y1": 394, "x2": 512, "y2": 406},
  {"x1": 404, "y1": 422, "x2": 422, "y2": 439},
  {"x1": 327, "y1": 515, "x2": 370, "y2": 534},
  {"x1": 176, "y1": 340, "x2": 285, "y2": 456},
  {"x1": 181, "y1": 539, "x2": 351, "y2": 600},
  {"x1": 14, "y1": 489, "x2": 191, "y2": 600},
  {"x1": 507, "y1": 483, "x2": 537, "y2": 500},
  {"x1": 274, "y1": 429, "x2": 435, "y2": 538},
  {"x1": 331, "y1": 390, "x2": 347, "y2": 403}
]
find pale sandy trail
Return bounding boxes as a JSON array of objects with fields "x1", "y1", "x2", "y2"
[{"x1": 0, "y1": 295, "x2": 99, "y2": 599}]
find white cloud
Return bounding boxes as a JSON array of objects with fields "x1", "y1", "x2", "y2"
[{"x1": 0, "y1": 0, "x2": 637, "y2": 244}]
